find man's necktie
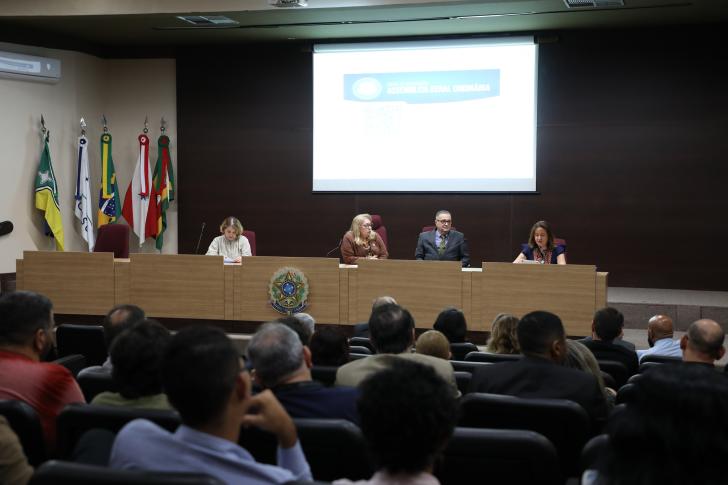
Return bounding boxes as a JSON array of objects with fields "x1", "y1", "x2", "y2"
[{"x1": 438, "y1": 235, "x2": 447, "y2": 256}]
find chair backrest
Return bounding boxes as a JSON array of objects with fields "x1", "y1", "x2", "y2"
[
  {"x1": 310, "y1": 365, "x2": 339, "y2": 387},
  {"x1": 600, "y1": 370, "x2": 617, "y2": 389},
  {"x1": 580, "y1": 434, "x2": 609, "y2": 474},
  {"x1": 615, "y1": 382, "x2": 638, "y2": 405},
  {"x1": 453, "y1": 371, "x2": 472, "y2": 396},
  {"x1": 94, "y1": 224, "x2": 130, "y2": 258},
  {"x1": 640, "y1": 354, "x2": 682, "y2": 365},
  {"x1": 53, "y1": 354, "x2": 87, "y2": 378},
  {"x1": 348, "y1": 337, "x2": 375, "y2": 353},
  {"x1": 76, "y1": 368, "x2": 118, "y2": 402},
  {"x1": 349, "y1": 345, "x2": 372, "y2": 355},
  {"x1": 348, "y1": 353, "x2": 369, "y2": 361},
  {"x1": 449, "y1": 342, "x2": 478, "y2": 361},
  {"x1": 464, "y1": 351, "x2": 522, "y2": 363},
  {"x1": 239, "y1": 418, "x2": 373, "y2": 482},
  {"x1": 55, "y1": 324, "x2": 107, "y2": 366},
  {"x1": 638, "y1": 361, "x2": 663, "y2": 374},
  {"x1": 459, "y1": 393, "x2": 590, "y2": 477},
  {"x1": 0, "y1": 399, "x2": 46, "y2": 466},
  {"x1": 242, "y1": 229, "x2": 256, "y2": 255},
  {"x1": 450, "y1": 360, "x2": 493, "y2": 374},
  {"x1": 56, "y1": 404, "x2": 180, "y2": 459},
  {"x1": 436, "y1": 427, "x2": 561, "y2": 485},
  {"x1": 596, "y1": 359, "x2": 629, "y2": 388},
  {"x1": 29, "y1": 460, "x2": 225, "y2": 485},
  {"x1": 370, "y1": 214, "x2": 387, "y2": 248}
]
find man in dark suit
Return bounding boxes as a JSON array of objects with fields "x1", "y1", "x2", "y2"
[
  {"x1": 415, "y1": 210, "x2": 470, "y2": 267},
  {"x1": 580, "y1": 307, "x2": 639, "y2": 376},
  {"x1": 470, "y1": 310, "x2": 607, "y2": 424}
]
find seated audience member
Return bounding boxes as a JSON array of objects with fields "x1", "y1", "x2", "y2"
[
  {"x1": 0, "y1": 291, "x2": 85, "y2": 450},
  {"x1": 206, "y1": 216, "x2": 252, "y2": 262},
  {"x1": 77, "y1": 303, "x2": 146, "y2": 378},
  {"x1": 91, "y1": 319, "x2": 172, "y2": 409},
  {"x1": 247, "y1": 323, "x2": 359, "y2": 423},
  {"x1": 309, "y1": 327, "x2": 350, "y2": 367},
  {"x1": 470, "y1": 311, "x2": 607, "y2": 424},
  {"x1": 0, "y1": 415, "x2": 33, "y2": 484},
  {"x1": 484, "y1": 313, "x2": 520, "y2": 354},
  {"x1": 336, "y1": 304, "x2": 459, "y2": 397},
  {"x1": 341, "y1": 213, "x2": 388, "y2": 265},
  {"x1": 293, "y1": 312, "x2": 315, "y2": 337},
  {"x1": 680, "y1": 319, "x2": 725, "y2": 366},
  {"x1": 415, "y1": 330, "x2": 451, "y2": 360},
  {"x1": 433, "y1": 307, "x2": 468, "y2": 344},
  {"x1": 637, "y1": 314, "x2": 682, "y2": 363},
  {"x1": 565, "y1": 339, "x2": 615, "y2": 409},
  {"x1": 110, "y1": 326, "x2": 312, "y2": 483},
  {"x1": 581, "y1": 307, "x2": 639, "y2": 376},
  {"x1": 275, "y1": 315, "x2": 312, "y2": 346},
  {"x1": 353, "y1": 296, "x2": 397, "y2": 339},
  {"x1": 584, "y1": 364, "x2": 728, "y2": 485},
  {"x1": 415, "y1": 210, "x2": 470, "y2": 267},
  {"x1": 333, "y1": 361, "x2": 458, "y2": 485},
  {"x1": 513, "y1": 220, "x2": 566, "y2": 265}
]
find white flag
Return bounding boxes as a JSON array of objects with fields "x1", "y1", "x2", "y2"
[
  {"x1": 74, "y1": 135, "x2": 95, "y2": 250},
  {"x1": 122, "y1": 134, "x2": 156, "y2": 246}
]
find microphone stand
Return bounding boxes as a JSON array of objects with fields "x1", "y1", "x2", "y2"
[{"x1": 194, "y1": 222, "x2": 206, "y2": 254}]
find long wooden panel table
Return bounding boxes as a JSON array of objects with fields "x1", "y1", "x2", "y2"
[{"x1": 16, "y1": 252, "x2": 607, "y2": 335}]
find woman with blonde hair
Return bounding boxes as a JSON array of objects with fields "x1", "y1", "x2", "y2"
[
  {"x1": 205, "y1": 216, "x2": 251, "y2": 263},
  {"x1": 340, "y1": 213, "x2": 388, "y2": 264},
  {"x1": 485, "y1": 313, "x2": 520, "y2": 354},
  {"x1": 565, "y1": 339, "x2": 615, "y2": 409}
]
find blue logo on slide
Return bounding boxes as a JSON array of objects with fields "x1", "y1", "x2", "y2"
[{"x1": 344, "y1": 70, "x2": 500, "y2": 103}]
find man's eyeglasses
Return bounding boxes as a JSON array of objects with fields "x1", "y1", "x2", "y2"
[{"x1": 436, "y1": 219, "x2": 451, "y2": 225}]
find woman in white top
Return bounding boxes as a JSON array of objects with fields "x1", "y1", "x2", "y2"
[{"x1": 205, "y1": 216, "x2": 251, "y2": 263}]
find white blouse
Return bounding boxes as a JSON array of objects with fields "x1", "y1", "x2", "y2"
[{"x1": 205, "y1": 235, "x2": 252, "y2": 259}]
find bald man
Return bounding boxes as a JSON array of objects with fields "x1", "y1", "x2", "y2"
[
  {"x1": 680, "y1": 319, "x2": 725, "y2": 366},
  {"x1": 637, "y1": 315, "x2": 682, "y2": 363}
]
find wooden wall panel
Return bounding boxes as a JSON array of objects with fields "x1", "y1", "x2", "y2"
[{"x1": 177, "y1": 27, "x2": 728, "y2": 291}]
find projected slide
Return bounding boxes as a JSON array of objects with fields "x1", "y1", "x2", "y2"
[{"x1": 313, "y1": 38, "x2": 538, "y2": 192}]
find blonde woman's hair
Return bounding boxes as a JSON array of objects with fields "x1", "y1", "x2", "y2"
[
  {"x1": 350, "y1": 213, "x2": 375, "y2": 246},
  {"x1": 415, "y1": 330, "x2": 451, "y2": 361},
  {"x1": 565, "y1": 339, "x2": 612, "y2": 405},
  {"x1": 485, "y1": 313, "x2": 520, "y2": 354},
  {"x1": 220, "y1": 216, "x2": 243, "y2": 237}
]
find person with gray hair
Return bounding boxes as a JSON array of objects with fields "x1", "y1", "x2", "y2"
[
  {"x1": 247, "y1": 323, "x2": 360, "y2": 423},
  {"x1": 680, "y1": 319, "x2": 725, "y2": 366},
  {"x1": 293, "y1": 313, "x2": 315, "y2": 337}
]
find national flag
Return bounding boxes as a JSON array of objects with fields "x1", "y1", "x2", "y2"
[
  {"x1": 153, "y1": 134, "x2": 176, "y2": 251},
  {"x1": 122, "y1": 134, "x2": 158, "y2": 245},
  {"x1": 74, "y1": 135, "x2": 95, "y2": 250},
  {"x1": 34, "y1": 134, "x2": 65, "y2": 250},
  {"x1": 98, "y1": 133, "x2": 121, "y2": 226}
]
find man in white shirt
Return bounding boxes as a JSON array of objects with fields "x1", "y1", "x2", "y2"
[{"x1": 637, "y1": 315, "x2": 682, "y2": 363}]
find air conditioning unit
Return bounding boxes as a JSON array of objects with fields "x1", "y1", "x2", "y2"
[{"x1": 0, "y1": 50, "x2": 61, "y2": 83}]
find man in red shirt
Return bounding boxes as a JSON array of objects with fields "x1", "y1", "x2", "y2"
[{"x1": 0, "y1": 291, "x2": 85, "y2": 450}]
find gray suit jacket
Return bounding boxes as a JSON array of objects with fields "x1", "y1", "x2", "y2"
[{"x1": 415, "y1": 229, "x2": 470, "y2": 267}]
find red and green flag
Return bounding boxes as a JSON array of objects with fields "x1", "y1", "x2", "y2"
[{"x1": 153, "y1": 134, "x2": 176, "y2": 251}]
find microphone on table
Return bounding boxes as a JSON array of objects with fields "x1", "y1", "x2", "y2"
[
  {"x1": 326, "y1": 239, "x2": 343, "y2": 257},
  {"x1": 194, "y1": 222, "x2": 206, "y2": 254}
]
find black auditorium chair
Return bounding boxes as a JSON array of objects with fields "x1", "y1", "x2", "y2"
[
  {"x1": 56, "y1": 324, "x2": 107, "y2": 366},
  {"x1": 56, "y1": 404, "x2": 180, "y2": 459},
  {"x1": 53, "y1": 354, "x2": 87, "y2": 378},
  {"x1": 76, "y1": 369, "x2": 117, "y2": 402},
  {"x1": 0, "y1": 399, "x2": 46, "y2": 466},
  {"x1": 640, "y1": 355, "x2": 682, "y2": 365},
  {"x1": 580, "y1": 434, "x2": 609, "y2": 475},
  {"x1": 310, "y1": 365, "x2": 339, "y2": 387},
  {"x1": 349, "y1": 345, "x2": 372, "y2": 355},
  {"x1": 29, "y1": 460, "x2": 224, "y2": 485},
  {"x1": 453, "y1": 371, "x2": 472, "y2": 396},
  {"x1": 450, "y1": 360, "x2": 492, "y2": 375},
  {"x1": 240, "y1": 418, "x2": 373, "y2": 482},
  {"x1": 637, "y1": 361, "x2": 662, "y2": 374},
  {"x1": 464, "y1": 351, "x2": 522, "y2": 363},
  {"x1": 596, "y1": 359, "x2": 629, "y2": 388},
  {"x1": 449, "y1": 342, "x2": 478, "y2": 361},
  {"x1": 600, "y1": 370, "x2": 617, "y2": 389},
  {"x1": 615, "y1": 383, "x2": 638, "y2": 405},
  {"x1": 348, "y1": 353, "x2": 368, "y2": 361},
  {"x1": 459, "y1": 393, "x2": 590, "y2": 478},
  {"x1": 348, "y1": 337, "x2": 375, "y2": 353},
  {"x1": 435, "y1": 427, "x2": 561, "y2": 485}
]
